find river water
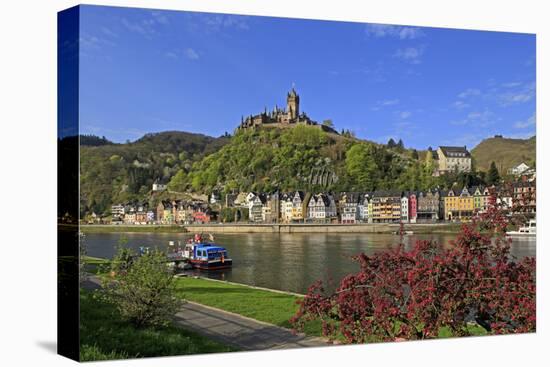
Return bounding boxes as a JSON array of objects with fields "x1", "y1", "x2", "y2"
[{"x1": 84, "y1": 232, "x2": 536, "y2": 294}]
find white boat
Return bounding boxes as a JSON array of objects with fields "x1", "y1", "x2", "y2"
[{"x1": 506, "y1": 219, "x2": 536, "y2": 237}]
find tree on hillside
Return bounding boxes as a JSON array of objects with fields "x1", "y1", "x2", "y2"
[
  {"x1": 397, "y1": 139, "x2": 404, "y2": 150},
  {"x1": 345, "y1": 143, "x2": 379, "y2": 191},
  {"x1": 411, "y1": 149, "x2": 419, "y2": 160},
  {"x1": 487, "y1": 161, "x2": 500, "y2": 185},
  {"x1": 387, "y1": 138, "x2": 396, "y2": 148},
  {"x1": 322, "y1": 119, "x2": 334, "y2": 128}
]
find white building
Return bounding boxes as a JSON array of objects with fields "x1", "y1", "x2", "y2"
[
  {"x1": 152, "y1": 180, "x2": 167, "y2": 192},
  {"x1": 401, "y1": 194, "x2": 409, "y2": 222},
  {"x1": 507, "y1": 162, "x2": 531, "y2": 176}
]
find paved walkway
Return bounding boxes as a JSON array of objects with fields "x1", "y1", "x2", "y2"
[{"x1": 81, "y1": 276, "x2": 329, "y2": 351}]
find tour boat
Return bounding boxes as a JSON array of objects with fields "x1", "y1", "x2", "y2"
[
  {"x1": 183, "y1": 242, "x2": 233, "y2": 270},
  {"x1": 506, "y1": 219, "x2": 536, "y2": 237}
]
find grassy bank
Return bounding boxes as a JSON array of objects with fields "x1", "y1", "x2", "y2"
[
  {"x1": 174, "y1": 277, "x2": 322, "y2": 336},
  {"x1": 80, "y1": 290, "x2": 235, "y2": 361},
  {"x1": 173, "y1": 277, "x2": 487, "y2": 340},
  {"x1": 80, "y1": 225, "x2": 187, "y2": 234}
]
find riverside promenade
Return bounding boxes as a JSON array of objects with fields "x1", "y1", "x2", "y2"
[
  {"x1": 82, "y1": 222, "x2": 461, "y2": 234},
  {"x1": 81, "y1": 277, "x2": 328, "y2": 351}
]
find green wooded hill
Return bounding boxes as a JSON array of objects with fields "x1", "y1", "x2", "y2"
[
  {"x1": 79, "y1": 131, "x2": 230, "y2": 215},
  {"x1": 471, "y1": 135, "x2": 536, "y2": 173},
  {"x1": 80, "y1": 126, "x2": 442, "y2": 215},
  {"x1": 82, "y1": 126, "x2": 530, "y2": 216}
]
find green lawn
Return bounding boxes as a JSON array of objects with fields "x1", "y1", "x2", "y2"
[
  {"x1": 174, "y1": 277, "x2": 322, "y2": 335},
  {"x1": 173, "y1": 277, "x2": 488, "y2": 340},
  {"x1": 79, "y1": 290, "x2": 236, "y2": 361}
]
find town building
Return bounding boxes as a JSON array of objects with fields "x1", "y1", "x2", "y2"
[
  {"x1": 339, "y1": 192, "x2": 362, "y2": 224},
  {"x1": 442, "y1": 187, "x2": 474, "y2": 221},
  {"x1": 416, "y1": 190, "x2": 440, "y2": 222},
  {"x1": 307, "y1": 193, "x2": 337, "y2": 223},
  {"x1": 358, "y1": 193, "x2": 372, "y2": 223},
  {"x1": 152, "y1": 179, "x2": 168, "y2": 192},
  {"x1": 371, "y1": 191, "x2": 402, "y2": 223},
  {"x1": 291, "y1": 191, "x2": 307, "y2": 222},
  {"x1": 111, "y1": 204, "x2": 125, "y2": 221},
  {"x1": 507, "y1": 162, "x2": 531, "y2": 176},
  {"x1": 401, "y1": 193, "x2": 409, "y2": 222},
  {"x1": 279, "y1": 193, "x2": 294, "y2": 223},
  {"x1": 513, "y1": 181, "x2": 536, "y2": 214},
  {"x1": 435, "y1": 146, "x2": 472, "y2": 175},
  {"x1": 408, "y1": 192, "x2": 417, "y2": 223}
]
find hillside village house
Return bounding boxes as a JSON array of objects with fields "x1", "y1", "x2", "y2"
[
  {"x1": 152, "y1": 179, "x2": 168, "y2": 192},
  {"x1": 435, "y1": 146, "x2": 472, "y2": 175},
  {"x1": 508, "y1": 162, "x2": 531, "y2": 176}
]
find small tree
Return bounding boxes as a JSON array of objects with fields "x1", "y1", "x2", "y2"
[
  {"x1": 387, "y1": 138, "x2": 396, "y2": 148},
  {"x1": 322, "y1": 119, "x2": 334, "y2": 128},
  {"x1": 487, "y1": 161, "x2": 500, "y2": 185},
  {"x1": 101, "y1": 248, "x2": 181, "y2": 328}
]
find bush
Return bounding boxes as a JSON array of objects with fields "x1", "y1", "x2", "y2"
[
  {"x1": 101, "y1": 248, "x2": 181, "y2": 328},
  {"x1": 290, "y1": 196, "x2": 536, "y2": 342}
]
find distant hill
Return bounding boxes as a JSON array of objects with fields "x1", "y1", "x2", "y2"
[
  {"x1": 79, "y1": 131, "x2": 230, "y2": 215},
  {"x1": 80, "y1": 134, "x2": 114, "y2": 146},
  {"x1": 471, "y1": 135, "x2": 536, "y2": 173}
]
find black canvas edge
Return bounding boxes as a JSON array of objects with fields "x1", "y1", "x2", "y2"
[{"x1": 57, "y1": 5, "x2": 80, "y2": 362}]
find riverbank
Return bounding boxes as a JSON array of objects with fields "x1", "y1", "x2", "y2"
[
  {"x1": 81, "y1": 222, "x2": 463, "y2": 234},
  {"x1": 79, "y1": 287, "x2": 236, "y2": 361}
]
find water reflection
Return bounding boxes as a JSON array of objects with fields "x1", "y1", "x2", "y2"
[{"x1": 85, "y1": 232, "x2": 536, "y2": 294}]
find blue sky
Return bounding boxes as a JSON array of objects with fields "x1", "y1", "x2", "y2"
[{"x1": 78, "y1": 5, "x2": 536, "y2": 149}]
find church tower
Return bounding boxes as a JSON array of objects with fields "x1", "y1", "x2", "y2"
[{"x1": 287, "y1": 88, "x2": 300, "y2": 120}]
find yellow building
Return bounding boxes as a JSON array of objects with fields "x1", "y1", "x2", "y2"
[{"x1": 444, "y1": 187, "x2": 474, "y2": 221}]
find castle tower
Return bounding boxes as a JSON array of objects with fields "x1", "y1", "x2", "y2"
[{"x1": 287, "y1": 88, "x2": 300, "y2": 120}]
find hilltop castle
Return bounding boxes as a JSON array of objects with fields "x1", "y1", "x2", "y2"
[{"x1": 238, "y1": 88, "x2": 337, "y2": 133}]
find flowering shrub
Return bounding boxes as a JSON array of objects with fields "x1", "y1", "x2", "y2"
[{"x1": 291, "y1": 193, "x2": 535, "y2": 342}]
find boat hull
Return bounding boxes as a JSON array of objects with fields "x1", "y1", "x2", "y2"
[{"x1": 190, "y1": 259, "x2": 233, "y2": 270}]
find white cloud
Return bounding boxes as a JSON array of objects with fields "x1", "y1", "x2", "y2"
[
  {"x1": 185, "y1": 48, "x2": 199, "y2": 60},
  {"x1": 458, "y1": 88, "x2": 481, "y2": 99},
  {"x1": 450, "y1": 109, "x2": 495, "y2": 127},
  {"x1": 371, "y1": 99, "x2": 399, "y2": 110},
  {"x1": 501, "y1": 82, "x2": 522, "y2": 88},
  {"x1": 365, "y1": 24, "x2": 425, "y2": 39},
  {"x1": 394, "y1": 47, "x2": 423, "y2": 64},
  {"x1": 499, "y1": 82, "x2": 535, "y2": 105},
  {"x1": 399, "y1": 111, "x2": 412, "y2": 119},
  {"x1": 381, "y1": 99, "x2": 399, "y2": 106},
  {"x1": 514, "y1": 114, "x2": 536, "y2": 129},
  {"x1": 452, "y1": 100, "x2": 470, "y2": 109}
]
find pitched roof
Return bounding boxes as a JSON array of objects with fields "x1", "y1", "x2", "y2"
[{"x1": 438, "y1": 146, "x2": 471, "y2": 158}]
